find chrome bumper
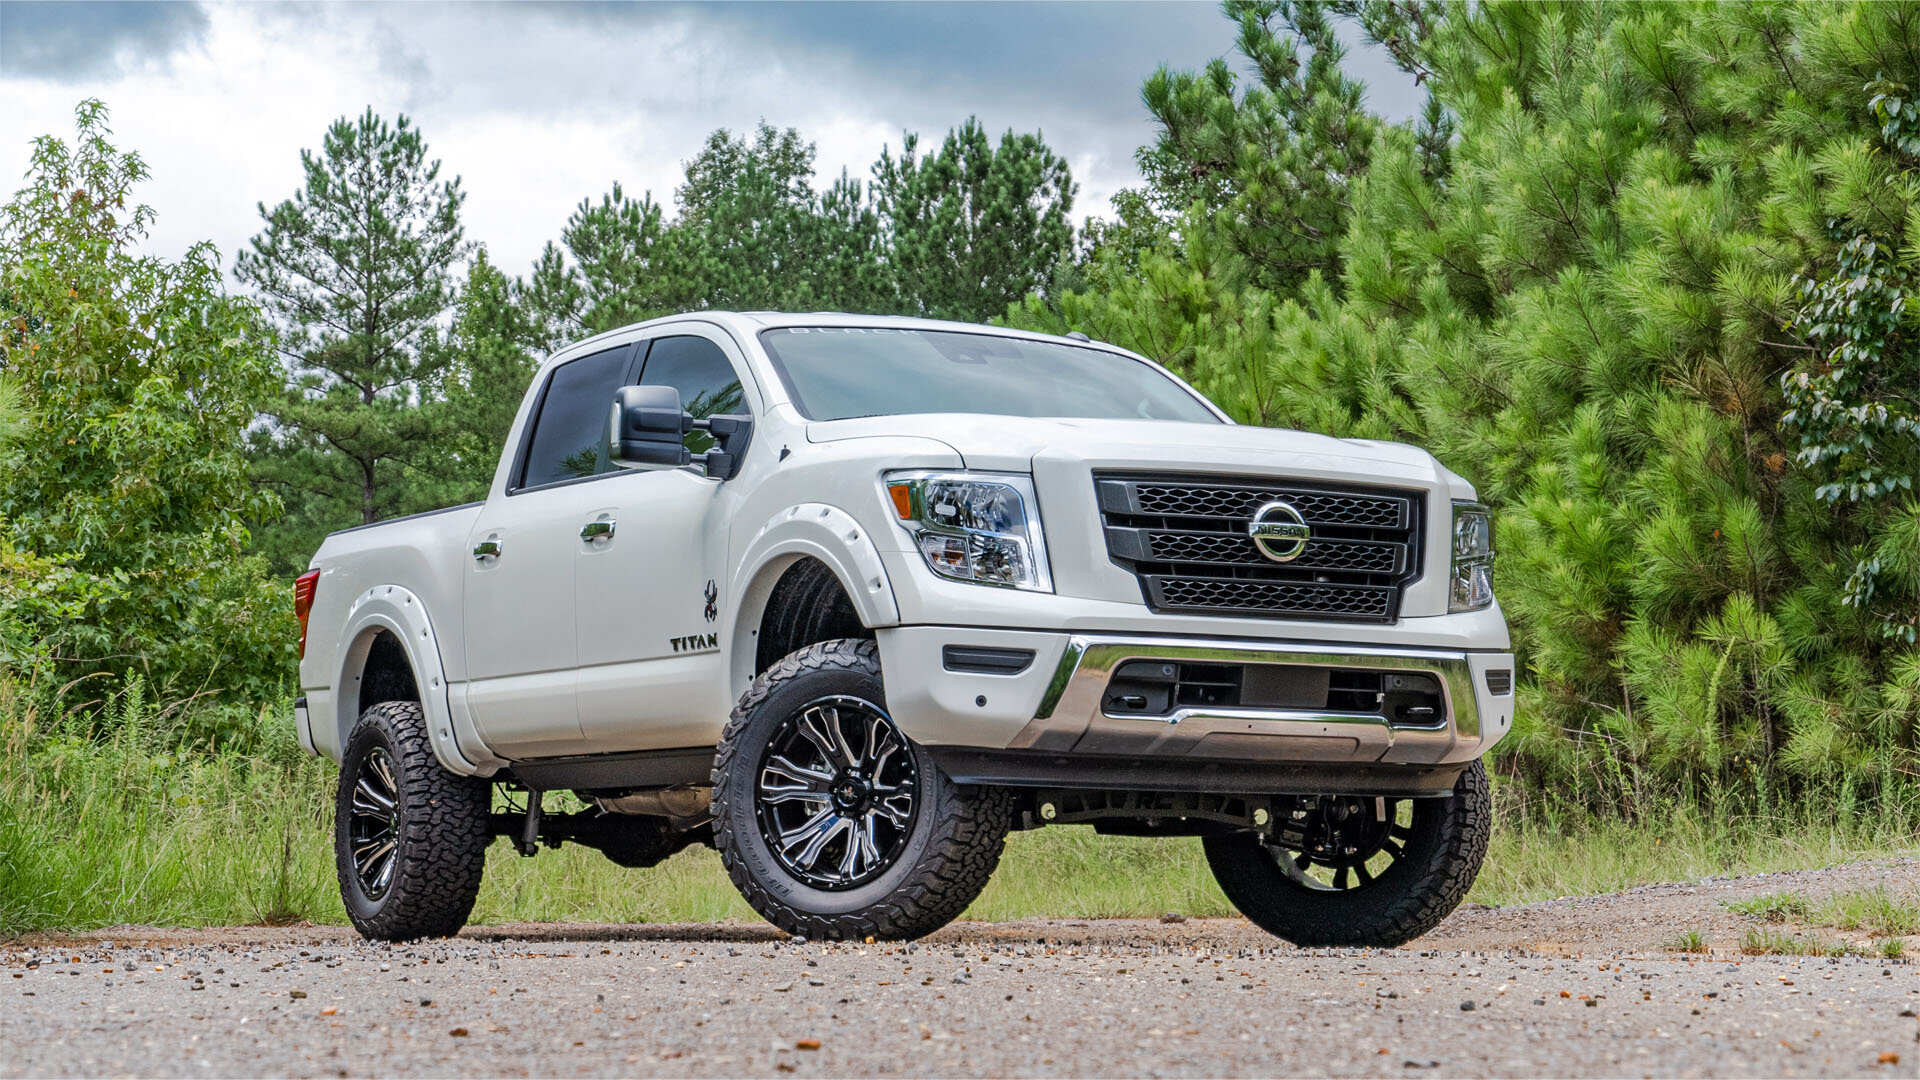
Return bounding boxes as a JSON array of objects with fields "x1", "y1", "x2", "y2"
[{"x1": 1009, "y1": 634, "x2": 1509, "y2": 767}]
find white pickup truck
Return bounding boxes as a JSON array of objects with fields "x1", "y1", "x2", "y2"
[{"x1": 294, "y1": 312, "x2": 1514, "y2": 945}]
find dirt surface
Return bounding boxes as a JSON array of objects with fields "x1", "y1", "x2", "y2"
[{"x1": 6, "y1": 859, "x2": 1919, "y2": 1078}]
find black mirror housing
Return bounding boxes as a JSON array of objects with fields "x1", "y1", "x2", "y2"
[{"x1": 609, "y1": 384, "x2": 692, "y2": 470}]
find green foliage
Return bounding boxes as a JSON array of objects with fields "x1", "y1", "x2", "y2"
[
  {"x1": 1014, "y1": 1, "x2": 1920, "y2": 799},
  {"x1": 237, "y1": 109, "x2": 470, "y2": 574},
  {"x1": 1662, "y1": 928, "x2": 1708, "y2": 953},
  {"x1": 1725, "y1": 891, "x2": 1810, "y2": 923},
  {"x1": 1781, "y1": 77, "x2": 1920, "y2": 643},
  {"x1": 523, "y1": 181, "x2": 677, "y2": 342},
  {"x1": 1137, "y1": 1, "x2": 1381, "y2": 294},
  {"x1": 417, "y1": 249, "x2": 545, "y2": 501},
  {"x1": 0, "y1": 100, "x2": 289, "y2": 704},
  {"x1": 875, "y1": 117, "x2": 1076, "y2": 321},
  {"x1": 530, "y1": 118, "x2": 1076, "y2": 335}
]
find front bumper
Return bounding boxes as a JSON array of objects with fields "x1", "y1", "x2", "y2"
[{"x1": 877, "y1": 627, "x2": 1514, "y2": 787}]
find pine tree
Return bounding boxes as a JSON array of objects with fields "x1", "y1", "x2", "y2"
[
  {"x1": 423, "y1": 248, "x2": 544, "y2": 502},
  {"x1": 1136, "y1": 0, "x2": 1380, "y2": 295},
  {"x1": 237, "y1": 109, "x2": 468, "y2": 573},
  {"x1": 875, "y1": 117, "x2": 1075, "y2": 322},
  {"x1": 674, "y1": 123, "x2": 829, "y2": 311},
  {"x1": 523, "y1": 182, "x2": 679, "y2": 342}
]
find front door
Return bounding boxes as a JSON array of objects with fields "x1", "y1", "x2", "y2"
[
  {"x1": 575, "y1": 332, "x2": 750, "y2": 752},
  {"x1": 464, "y1": 341, "x2": 638, "y2": 757}
]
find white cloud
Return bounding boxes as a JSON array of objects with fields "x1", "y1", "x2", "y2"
[{"x1": 2, "y1": 2, "x2": 1417, "y2": 282}]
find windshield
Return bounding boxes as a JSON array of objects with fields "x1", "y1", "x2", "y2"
[{"x1": 757, "y1": 327, "x2": 1222, "y2": 424}]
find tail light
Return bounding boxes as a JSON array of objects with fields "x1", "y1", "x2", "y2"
[{"x1": 294, "y1": 569, "x2": 320, "y2": 660}]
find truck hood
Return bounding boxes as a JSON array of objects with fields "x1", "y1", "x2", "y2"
[{"x1": 806, "y1": 413, "x2": 1470, "y2": 496}]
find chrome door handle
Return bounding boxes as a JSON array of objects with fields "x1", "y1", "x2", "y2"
[
  {"x1": 472, "y1": 539, "x2": 502, "y2": 561},
  {"x1": 580, "y1": 519, "x2": 616, "y2": 541}
]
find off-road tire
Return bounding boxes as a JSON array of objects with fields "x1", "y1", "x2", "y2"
[
  {"x1": 1203, "y1": 761, "x2": 1492, "y2": 948},
  {"x1": 334, "y1": 701, "x2": 492, "y2": 941},
  {"x1": 712, "y1": 638, "x2": 1013, "y2": 941}
]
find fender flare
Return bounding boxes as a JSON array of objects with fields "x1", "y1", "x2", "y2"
[
  {"x1": 727, "y1": 502, "x2": 898, "y2": 698},
  {"x1": 332, "y1": 584, "x2": 496, "y2": 777}
]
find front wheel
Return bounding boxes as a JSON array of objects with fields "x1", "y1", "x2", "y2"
[
  {"x1": 334, "y1": 700, "x2": 492, "y2": 940},
  {"x1": 1204, "y1": 761, "x2": 1491, "y2": 948},
  {"x1": 712, "y1": 639, "x2": 1013, "y2": 941}
]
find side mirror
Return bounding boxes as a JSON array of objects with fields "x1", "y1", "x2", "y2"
[
  {"x1": 607, "y1": 384, "x2": 754, "y2": 480},
  {"x1": 608, "y1": 384, "x2": 692, "y2": 469}
]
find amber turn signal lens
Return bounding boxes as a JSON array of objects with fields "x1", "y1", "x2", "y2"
[{"x1": 887, "y1": 482, "x2": 914, "y2": 519}]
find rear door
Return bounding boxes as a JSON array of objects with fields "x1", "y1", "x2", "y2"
[
  {"x1": 464, "y1": 342, "x2": 639, "y2": 757},
  {"x1": 575, "y1": 330, "x2": 751, "y2": 752}
]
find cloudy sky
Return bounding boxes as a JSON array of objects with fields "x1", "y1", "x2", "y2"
[{"x1": 1, "y1": 1, "x2": 1417, "y2": 279}]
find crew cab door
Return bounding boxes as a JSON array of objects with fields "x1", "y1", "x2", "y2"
[
  {"x1": 575, "y1": 330, "x2": 749, "y2": 752},
  {"x1": 463, "y1": 342, "x2": 640, "y2": 757}
]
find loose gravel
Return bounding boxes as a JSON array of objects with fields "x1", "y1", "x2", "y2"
[{"x1": 5, "y1": 859, "x2": 1918, "y2": 1077}]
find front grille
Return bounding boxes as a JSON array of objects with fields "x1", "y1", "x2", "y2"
[{"x1": 1098, "y1": 473, "x2": 1424, "y2": 622}]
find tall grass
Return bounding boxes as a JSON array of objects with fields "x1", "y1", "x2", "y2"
[{"x1": 4, "y1": 681, "x2": 1918, "y2": 936}]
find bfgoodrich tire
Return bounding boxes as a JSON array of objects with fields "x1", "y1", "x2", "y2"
[
  {"x1": 334, "y1": 700, "x2": 492, "y2": 941},
  {"x1": 712, "y1": 638, "x2": 1013, "y2": 941},
  {"x1": 1203, "y1": 761, "x2": 1492, "y2": 948}
]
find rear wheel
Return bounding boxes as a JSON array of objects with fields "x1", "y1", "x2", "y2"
[
  {"x1": 334, "y1": 701, "x2": 491, "y2": 940},
  {"x1": 1203, "y1": 761, "x2": 1491, "y2": 947},
  {"x1": 712, "y1": 639, "x2": 1013, "y2": 940}
]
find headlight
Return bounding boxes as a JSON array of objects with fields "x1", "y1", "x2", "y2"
[
  {"x1": 1449, "y1": 501, "x2": 1494, "y2": 612},
  {"x1": 884, "y1": 471, "x2": 1052, "y2": 592}
]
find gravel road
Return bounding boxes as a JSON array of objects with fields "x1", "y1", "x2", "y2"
[{"x1": 6, "y1": 860, "x2": 1918, "y2": 1078}]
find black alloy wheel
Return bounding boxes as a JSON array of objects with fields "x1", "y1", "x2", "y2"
[
  {"x1": 347, "y1": 746, "x2": 403, "y2": 899},
  {"x1": 1270, "y1": 793, "x2": 1413, "y2": 891},
  {"x1": 753, "y1": 696, "x2": 918, "y2": 890},
  {"x1": 711, "y1": 638, "x2": 1013, "y2": 941},
  {"x1": 1204, "y1": 761, "x2": 1492, "y2": 947}
]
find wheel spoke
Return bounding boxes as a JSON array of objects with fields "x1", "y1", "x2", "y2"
[
  {"x1": 353, "y1": 837, "x2": 394, "y2": 876},
  {"x1": 870, "y1": 727, "x2": 901, "y2": 777},
  {"x1": 1354, "y1": 862, "x2": 1374, "y2": 886},
  {"x1": 1334, "y1": 865, "x2": 1351, "y2": 890},
  {"x1": 780, "y1": 808, "x2": 849, "y2": 871},
  {"x1": 795, "y1": 816, "x2": 851, "y2": 872},
  {"x1": 353, "y1": 778, "x2": 396, "y2": 815},
  {"x1": 761, "y1": 785, "x2": 832, "y2": 806},
  {"x1": 856, "y1": 813, "x2": 882, "y2": 869},
  {"x1": 764, "y1": 753, "x2": 834, "y2": 785},
  {"x1": 875, "y1": 792, "x2": 912, "y2": 826},
  {"x1": 368, "y1": 753, "x2": 397, "y2": 796},
  {"x1": 837, "y1": 818, "x2": 870, "y2": 879},
  {"x1": 371, "y1": 847, "x2": 397, "y2": 891},
  {"x1": 823, "y1": 706, "x2": 861, "y2": 769},
  {"x1": 795, "y1": 707, "x2": 841, "y2": 764}
]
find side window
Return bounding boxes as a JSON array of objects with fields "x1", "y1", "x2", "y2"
[
  {"x1": 638, "y1": 336, "x2": 746, "y2": 454},
  {"x1": 517, "y1": 345, "x2": 633, "y2": 489}
]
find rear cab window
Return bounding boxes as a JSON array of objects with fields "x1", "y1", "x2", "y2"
[{"x1": 514, "y1": 344, "x2": 636, "y2": 489}]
